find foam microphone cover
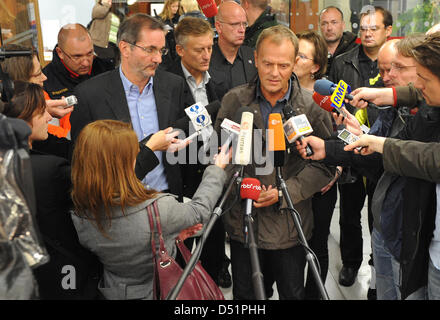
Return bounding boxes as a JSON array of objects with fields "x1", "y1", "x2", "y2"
[
  {"x1": 312, "y1": 92, "x2": 334, "y2": 113},
  {"x1": 196, "y1": 0, "x2": 218, "y2": 18},
  {"x1": 313, "y1": 79, "x2": 335, "y2": 96},
  {"x1": 268, "y1": 113, "x2": 286, "y2": 167},
  {"x1": 240, "y1": 178, "x2": 262, "y2": 201}
]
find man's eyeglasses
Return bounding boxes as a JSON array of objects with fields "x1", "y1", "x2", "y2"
[
  {"x1": 390, "y1": 62, "x2": 417, "y2": 72},
  {"x1": 359, "y1": 25, "x2": 383, "y2": 33},
  {"x1": 126, "y1": 41, "x2": 169, "y2": 56},
  {"x1": 59, "y1": 47, "x2": 96, "y2": 63},
  {"x1": 218, "y1": 21, "x2": 248, "y2": 29}
]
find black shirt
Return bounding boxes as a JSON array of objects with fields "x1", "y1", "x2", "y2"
[{"x1": 358, "y1": 45, "x2": 382, "y2": 88}]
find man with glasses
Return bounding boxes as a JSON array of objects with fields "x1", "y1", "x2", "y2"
[
  {"x1": 71, "y1": 14, "x2": 187, "y2": 199},
  {"x1": 43, "y1": 23, "x2": 113, "y2": 102},
  {"x1": 328, "y1": 6, "x2": 392, "y2": 290},
  {"x1": 209, "y1": 1, "x2": 257, "y2": 101},
  {"x1": 241, "y1": 0, "x2": 277, "y2": 49},
  {"x1": 319, "y1": 6, "x2": 358, "y2": 76}
]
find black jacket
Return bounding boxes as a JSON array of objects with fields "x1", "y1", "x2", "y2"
[
  {"x1": 209, "y1": 41, "x2": 257, "y2": 101},
  {"x1": 71, "y1": 68, "x2": 184, "y2": 199},
  {"x1": 29, "y1": 150, "x2": 102, "y2": 299},
  {"x1": 42, "y1": 46, "x2": 114, "y2": 100},
  {"x1": 243, "y1": 7, "x2": 277, "y2": 49},
  {"x1": 326, "y1": 31, "x2": 358, "y2": 77},
  {"x1": 165, "y1": 59, "x2": 220, "y2": 198}
]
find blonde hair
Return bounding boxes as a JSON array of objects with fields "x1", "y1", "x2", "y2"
[
  {"x1": 71, "y1": 120, "x2": 156, "y2": 235},
  {"x1": 159, "y1": 0, "x2": 184, "y2": 21},
  {"x1": 256, "y1": 25, "x2": 299, "y2": 58}
]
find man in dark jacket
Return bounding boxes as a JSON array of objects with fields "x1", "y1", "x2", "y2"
[
  {"x1": 43, "y1": 23, "x2": 113, "y2": 101},
  {"x1": 209, "y1": 1, "x2": 257, "y2": 101},
  {"x1": 36, "y1": 23, "x2": 113, "y2": 158},
  {"x1": 241, "y1": 0, "x2": 277, "y2": 49},
  {"x1": 319, "y1": 6, "x2": 358, "y2": 76},
  {"x1": 215, "y1": 25, "x2": 334, "y2": 300},
  {"x1": 328, "y1": 6, "x2": 392, "y2": 288}
]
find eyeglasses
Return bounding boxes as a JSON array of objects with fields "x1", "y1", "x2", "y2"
[
  {"x1": 298, "y1": 53, "x2": 313, "y2": 61},
  {"x1": 359, "y1": 25, "x2": 383, "y2": 33},
  {"x1": 126, "y1": 41, "x2": 169, "y2": 56},
  {"x1": 390, "y1": 62, "x2": 417, "y2": 72},
  {"x1": 218, "y1": 21, "x2": 248, "y2": 29},
  {"x1": 59, "y1": 47, "x2": 96, "y2": 63}
]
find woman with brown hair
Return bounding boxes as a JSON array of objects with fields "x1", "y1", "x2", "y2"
[
  {"x1": 294, "y1": 30, "x2": 328, "y2": 91},
  {"x1": 70, "y1": 119, "x2": 229, "y2": 300},
  {"x1": 2, "y1": 81, "x2": 102, "y2": 299}
]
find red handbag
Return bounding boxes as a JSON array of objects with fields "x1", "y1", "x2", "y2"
[{"x1": 147, "y1": 201, "x2": 224, "y2": 300}]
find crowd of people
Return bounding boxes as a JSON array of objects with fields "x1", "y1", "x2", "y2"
[{"x1": 1, "y1": 0, "x2": 440, "y2": 301}]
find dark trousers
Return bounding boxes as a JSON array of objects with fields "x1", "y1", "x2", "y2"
[
  {"x1": 230, "y1": 239, "x2": 306, "y2": 300},
  {"x1": 199, "y1": 219, "x2": 226, "y2": 282},
  {"x1": 338, "y1": 175, "x2": 366, "y2": 270},
  {"x1": 305, "y1": 183, "x2": 338, "y2": 299}
]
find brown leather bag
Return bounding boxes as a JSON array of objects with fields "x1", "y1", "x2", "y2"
[{"x1": 147, "y1": 201, "x2": 224, "y2": 300}]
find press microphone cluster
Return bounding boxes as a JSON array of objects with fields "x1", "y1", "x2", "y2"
[{"x1": 314, "y1": 79, "x2": 381, "y2": 109}]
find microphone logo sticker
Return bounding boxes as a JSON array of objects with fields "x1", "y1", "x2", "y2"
[
  {"x1": 189, "y1": 104, "x2": 201, "y2": 115},
  {"x1": 196, "y1": 114, "x2": 208, "y2": 126}
]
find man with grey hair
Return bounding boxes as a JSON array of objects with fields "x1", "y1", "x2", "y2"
[
  {"x1": 214, "y1": 25, "x2": 334, "y2": 299},
  {"x1": 71, "y1": 14, "x2": 187, "y2": 199}
]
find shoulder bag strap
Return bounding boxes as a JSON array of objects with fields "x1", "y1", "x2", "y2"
[{"x1": 147, "y1": 203, "x2": 159, "y2": 300}]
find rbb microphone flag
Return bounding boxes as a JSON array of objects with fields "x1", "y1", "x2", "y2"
[{"x1": 240, "y1": 178, "x2": 261, "y2": 201}]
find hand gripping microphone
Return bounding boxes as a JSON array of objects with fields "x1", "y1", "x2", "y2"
[
  {"x1": 196, "y1": 0, "x2": 218, "y2": 18},
  {"x1": 282, "y1": 104, "x2": 314, "y2": 156},
  {"x1": 268, "y1": 113, "x2": 286, "y2": 167},
  {"x1": 234, "y1": 110, "x2": 254, "y2": 166},
  {"x1": 314, "y1": 79, "x2": 380, "y2": 109}
]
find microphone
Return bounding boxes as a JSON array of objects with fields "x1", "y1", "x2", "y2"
[
  {"x1": 234, "y1": 110, "x2": 254, "y2": 166},
  {"x1": 312, "y1": 91, "x2": 349, "y2": 118},
  {"x1": 183, "y1": 103, "x2": 213, "y2": 143},
  {"x1": 0, "y1": 48, "x2": 33, "y2": 60},
  {"x1": 282, "y1": 104, "x2": 314, "y2": 156},
  {"x1": 268, "y1": 113, "x2": 286, "y2": 167},
  {"x1": 196, "y1": 0, "x2": 218, "y2": 18},
  {"x1": 314, "y1": 79, "x2": 379, "y2": 109},
  {"x1": 240, "y1": 177, "x2": 261, "y2": 216}
]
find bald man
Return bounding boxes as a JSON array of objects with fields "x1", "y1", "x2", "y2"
[
  {"x1": 43, "y1": 23, "x2": 113, "y2": 101},
  {"x1": 209, "y1": 1, "x2": 257, "y2": 101},
  {"x1": 377, "y1": 39, "x2": 399, "y2": 87}
]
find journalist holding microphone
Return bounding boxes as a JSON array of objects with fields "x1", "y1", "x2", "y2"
[
  {"x1": 298, "y1": 32, "x2": 440, "y2": 300},
  {"x1": 214, "y1": 25, "x2": 334, "y2": 300},
  {"x1": 70, "y1": 119, "x2": 230, "y2": 300}
]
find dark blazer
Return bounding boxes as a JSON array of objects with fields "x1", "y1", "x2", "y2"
[
  {"x1": 209, "y1": 42, "x2": 257, "y2": 101},
  {"x1": 70, "y1": 68, "x2": 185, "y2": 199},
  {"x1": 29, "y1": 150, "x2": 101, "y2": 299},
  {"x1": 165, "y1": 59, "x2": 220, "y2": 197}
]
